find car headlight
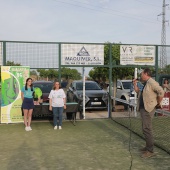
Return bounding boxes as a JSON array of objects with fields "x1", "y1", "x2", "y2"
[
  {"x1": 102, "y1": 93, "x2": 108, "y2": 100},
  {"x1": 77, "y1": 94, "x2": 89, "y2": 101}
]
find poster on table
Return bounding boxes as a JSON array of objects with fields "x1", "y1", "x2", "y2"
[
  {"x1": 120, "y1": 45, "x2": 155, "y2": 66},
  {"x1": 1, "y1": 66, "x2": 30, "y2": 123}
]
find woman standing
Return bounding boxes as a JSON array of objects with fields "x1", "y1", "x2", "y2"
[
  {"x1": 48, "y1": 81, "x2": 66, "y2": 130},
  {"x1": 162, "y1": 79, "x2": 170, "y2": 92},
  {"x1": 21, "y1": 78, "x2": 34, "y2": 131}
]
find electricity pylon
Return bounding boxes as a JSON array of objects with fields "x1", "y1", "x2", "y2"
[{"x1": 158, "y1": 0, "x2": 169, "y2": 69}]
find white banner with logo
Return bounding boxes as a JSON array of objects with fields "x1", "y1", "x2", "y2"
[
  {"x1": 61, "y1": 44, "x2": 104, "y2": 65},
  {"x1": 120, "y1": 45, "x2": 155, "y2": 66}
]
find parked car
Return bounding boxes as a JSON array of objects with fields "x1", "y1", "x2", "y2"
[
  {"x1": 33, "y1": 81, "x2": 53, "y2": 102},
  {"x1": 107, "y1": 80, "x2": 133, "y2": 98},
  {"x1": 116, "y1": 80, "x2": 134, "y2": 101},
  {"x1": 107, "y1": 80, "x2": 135, "y2": 110},
  {"x1": 67, "y1": 80, "x2": 108, "y2": 111}
]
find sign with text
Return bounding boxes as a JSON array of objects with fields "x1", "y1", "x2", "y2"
[
  {"x1": 1, "y1": 66, "x2": 30, "y2": 123},
  {"x1": 120, "y1": 45, "x2": 155, "y2": 65},
  {"x1": 61, "y1": 44, "x2": 104, "y2": 65}
]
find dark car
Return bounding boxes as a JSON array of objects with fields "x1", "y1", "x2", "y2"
[
  {"x1": 67, "y1": 80, "x2": 108, "y2": 111},
  {"x1": 33, "y1": 81, "x2": 53, "y2": 102}
]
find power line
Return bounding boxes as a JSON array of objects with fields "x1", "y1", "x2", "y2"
[
  {"x1": 51, "y1": 0, "x2": 161, "y2": 25},
  {"x1": 69, "y1": 0, "x2": 159, "y2": 21},
  {"x1": 133, "y1": 0, "x2": 161, "y2": 8}
]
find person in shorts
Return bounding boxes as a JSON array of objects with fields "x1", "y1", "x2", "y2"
[{"x1": 21, "y1": 78, "x2": 34, "y2": 131}]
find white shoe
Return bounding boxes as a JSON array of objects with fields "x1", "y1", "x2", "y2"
[
  {"x1": 54, "y1": 126, "x2": 57, "y2": 130},
  {"x1": 25, "y1": 127, "x2": 29, "y2": 131},
  {"x1": 28, "y1": 126, "x2": 32, "y2": 131},
  {"x1": 59, "y1": 126, "x2": 62, "y2": 130}
]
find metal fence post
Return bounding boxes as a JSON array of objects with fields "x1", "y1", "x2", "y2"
[
  {"x1": 58, "y1": 43, "x2": 61, "y2": 83},
  {"x1": 155, "y1": 45, "x2": 159, "y2": 81},
  {"x1": 3, "y1": 41, "x2": 6, "y2": 65},
  {"x1": 108, "y1": 43, "x2": 112, "y2": 118}
]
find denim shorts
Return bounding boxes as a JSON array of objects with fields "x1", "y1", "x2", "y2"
[{"x1": 22, "y1": 98, "x2": 34, "y2": 110}]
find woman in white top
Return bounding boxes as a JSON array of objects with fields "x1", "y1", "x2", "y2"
[{"x1": 48, "y1": 81, "x2": 66, "y2": 130}]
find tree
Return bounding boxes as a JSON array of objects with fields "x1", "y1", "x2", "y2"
[
  {"x1": 162, "y1": 64, "x2": 170, "y2": 74},
  {"x1": 37, "y1": 68, "x2": 81, "y2": 81},
  {"x1": 6, "y1": 61, "x2": 21, "y2": 66},
  {"x1": 47, "y1": 69, "x2": 58, "y2": 80},
  {"x1": 61, "y1": 67, "x2": 81, "y2": 80},
  {"x1": 37, "y1": 69, "x2": 49, "y2": 79},
  {"x1": 89, "y1": 43, "x2": 134, "y2": 82},
  {"x1": 30, "y1": 70, "x2": 37, "y2": 76}
]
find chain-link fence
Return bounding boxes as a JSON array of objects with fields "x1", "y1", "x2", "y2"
[{"x1": 1, "y1": 40, "x2": 170, "y2": 154}]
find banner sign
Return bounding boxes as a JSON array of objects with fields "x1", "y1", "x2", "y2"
[
  {"x1": 61, "y1": 44, "x2": 104, "y2": 65},
  {"x1": 1, "y1": 66, "x2": 30, "y2": 123},
  {"x1": 0, "y1": 43, "x2": 2, "y2": 65},
  {"x1": 120, "y1": 45, "x2": 155, "y2": 65}
]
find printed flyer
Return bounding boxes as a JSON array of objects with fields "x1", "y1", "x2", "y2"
[{"x1": 1, "y1": 66, "x2": 30, "y2": 123}]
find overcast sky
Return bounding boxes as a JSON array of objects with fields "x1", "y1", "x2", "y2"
[{"x1": 0, "y1": 0, "x2": 170, "y2": 74}]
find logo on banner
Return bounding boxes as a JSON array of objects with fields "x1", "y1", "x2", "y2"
[
  {"x1": 61, "y1": 44, "x2": 104, "y2": 65},
  {"x1": 77, "y1": 46, "x2": 90, "y2": 56}
]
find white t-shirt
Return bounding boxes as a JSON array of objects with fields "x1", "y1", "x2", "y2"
[{"x1": 48, "y1": 89, "x2": 66, "y2": 107}]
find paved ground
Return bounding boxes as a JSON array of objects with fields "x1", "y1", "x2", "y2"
[{"x1": 71, "y1": 110, "x2": 135, "y2": 120}]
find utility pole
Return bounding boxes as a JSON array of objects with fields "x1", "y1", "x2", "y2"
[{"x1": 158, "y1": 0, "x2": 169, "y2": 69}]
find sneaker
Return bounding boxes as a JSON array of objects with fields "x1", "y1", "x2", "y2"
[
  {"x1": 54, "y1": 126, "x2": 57, "y2": 130},
  {"x1": 28, "y1": 126, "x2": 32, "y2": 131},
  {"x1": 59, "y1": 126, "x2": 62, "y2": 130},
  {"x1": 141, "y1": 151, "x2": 155, "y2": 158},
  {"x1": 25, "y1": 127, "x2": 29, "y2": 131}
]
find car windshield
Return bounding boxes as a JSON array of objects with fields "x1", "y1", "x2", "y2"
[
  {"x1": 76, "y1": 82, "x2": 102, "y2": 90},
  {"x1": 33, "y1": 83, "x2": 53, "y2": 93},
  {"x1": 122, "y1": 82, "x2": 132, "y2": 89}
]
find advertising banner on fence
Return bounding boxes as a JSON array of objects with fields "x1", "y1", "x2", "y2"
[
  {"x1": 1, "y1": 66, "x2": 30, "y2": 123},
  {"x1": 61, "y1": 44, "x2": 104, "y2": 65},
  {"x1": 120, "y1": 45, "x2": 155, "y2": 66}
]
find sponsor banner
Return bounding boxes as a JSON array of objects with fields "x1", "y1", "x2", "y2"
[
  {"x1": 61, "y1": 44, "x2": 104, "y2": 65},
  {"x1": 120, "y1": 45, "x2": 155, "y2": 66},
  {"x1": 0, "y1": 43, "x2": 2, "y2": 65},
  {"x1": 1, "y1": 66, "x2": 30, "y2": 123}
]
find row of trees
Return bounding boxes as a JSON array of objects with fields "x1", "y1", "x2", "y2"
[
  {"x1": 89, "y1": 44, "x2": 134, "y2": 82},
  {"x1": 89, "y1": 43, "x2": 170, "y2": 83},
  {"x1": 36, "y1": 68, "x2": 81, "y2": 80},
  {"x1": 0, "y1": 61, "x2": 82, "y2": 81}
]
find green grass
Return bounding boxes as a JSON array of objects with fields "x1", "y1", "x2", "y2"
[
  {"x1": 0, "y1": 119, "x2": 170, "y2": 170},
  {"x1": 112, "y1": 116, "x2": 170, "y2": 154}
]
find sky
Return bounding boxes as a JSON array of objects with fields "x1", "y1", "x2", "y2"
[{"x1": 0, "y1": 0, "x2": 170, "y2": 75}]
